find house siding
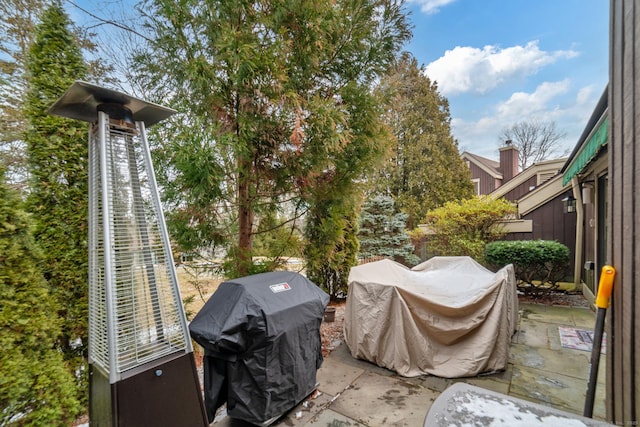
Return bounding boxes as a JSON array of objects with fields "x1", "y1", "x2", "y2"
[
  {"x1": 608, "y1": 0, "x2": 639, "y2": 421},
  {"x1": 503, "y1": 193, "x2": 577, "y2": 278},
  {"x1": 501, "y1": 176, "x2": 539, "y2": 202},
  {"x1": 467, "y1": 162, "x2": 497, "y2": 194}
]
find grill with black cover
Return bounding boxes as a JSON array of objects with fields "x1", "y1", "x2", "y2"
[{"x1": 189, "y1": 271, "x2": 329, "y2": 425}]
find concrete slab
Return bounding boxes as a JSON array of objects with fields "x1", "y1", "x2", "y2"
[
  {"x1": 276, "y1": 392, "x2": 333, "y2": 427},
  {"x1": 210, "y1": 391, "x2": 333, "y2": 427},
  {"x1": 548, "y1": 326, "x2": 564, "y2": 351},
  {"x1": 407, "y1": 374, "x2": 451, "y2": 393},
  {"x1": 571, "y1": 307, "x2": 599, "y2": 329},
  {"x1": 304, "y1": 408, "x2": 365, "y2": 426},
  {"x1": 510, "y1": 343, "x2": 592, "y2": 380},
  {"x1": 327, "y1": 343, "x2": 397, "y2": 378},
  {"x1": 456, "y1": 376, "x2": 511, "y2": 395},
  {"x1": 520, "y1": 303, "x2": 576, "y2": 325},
  {"x1": 316, "y1": 347, "x2": 365, "y2": 397},
  {"x1": 509, "y1": 365, "x2": 607, "y2": 419},
  {"x1": 513, "y1": 318, "x2": 555, "y2": 349},
  {"x1": 330, "y1": 371, "x2": 439, "y2": 426}
]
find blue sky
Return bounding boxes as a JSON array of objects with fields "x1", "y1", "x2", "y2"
[
  {"x1": 67, "y1": 0, "x2": 610, "y2": 161},
  {"x1": 404, "y1": 0, "x2": 609, "y2": 159}
]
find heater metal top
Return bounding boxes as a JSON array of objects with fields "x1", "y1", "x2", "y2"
[{"x1": 48, "y1": 80, "x2": 176, "y2": 127}]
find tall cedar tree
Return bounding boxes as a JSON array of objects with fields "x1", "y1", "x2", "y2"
[
  {"x1": 0, "y1": 168, "x2": 81, "y2": 426},
  {"x1": 0, "y1": 0, "x2": 112, "y2": 190},
  {"x1": 304, "y1": 179, "x2": 361, "y2": 298},
  {"x1": 304, "y1": 78, "x2": 399, "y2": 296},
  {"x1": 374, "y1": 53, "x2": 474, "y2": 228},
  {"x1": 135, "y1": 0, "x2": 411, "y2": 277},
  {"x1": 0, "y1": 0, "x2": 51, "y2": 189},
  {"x1": 23, "y1": 1, "x2": 89, "y2": 405}
]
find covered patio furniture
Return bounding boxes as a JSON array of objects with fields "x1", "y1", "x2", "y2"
[{"x1": 344, "y1": 256, "x2": 517, "y2": 378}]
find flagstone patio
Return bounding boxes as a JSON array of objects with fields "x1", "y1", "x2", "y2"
[{"x1": 211, "y1": 300, "x2": 610, "y2": 426}]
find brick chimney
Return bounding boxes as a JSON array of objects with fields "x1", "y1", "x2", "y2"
[{"x1": 499, "y1": 140, "x2": 519, "y2": 183}]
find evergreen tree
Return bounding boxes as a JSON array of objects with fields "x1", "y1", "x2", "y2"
[
  {"x1": 23, "y1": 1, "x2": 89, "y2": 405},
  {"x1": 0, "y1": 0, "x2": 113, "y2": 190},
  {"x1": 135, "y1": 0, "x2": 411, "y2": 276},
  {"x1": 0, "y1": 167, "x2": 81, "y2": 425},
  {"x1": 357, "y1": 194, "x2": 420, "y2": 266},
  {"x1": 304, "y1": 84, "x2": 394, "y2": 297},
  {"x1": 0, "y1": 0, "x2": 51, "y2": 189},
  {"x1": 374, "y1": 53, "x2": 474, "y2": 228},
  {"x1": 304, "y1": 192, "x2": 361, "y2": 299}
]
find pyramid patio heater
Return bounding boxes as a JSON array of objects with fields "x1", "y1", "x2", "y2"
[{"x1": 49, "y1": 81, "x2": 207, "y2": 426}]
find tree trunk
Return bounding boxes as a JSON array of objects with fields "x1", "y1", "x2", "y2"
[{"x1": 237, "y1": 153, "x2": 253, "y2": 277}]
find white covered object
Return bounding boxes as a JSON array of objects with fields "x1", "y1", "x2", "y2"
[{"x1": 344, "y1": 256, "x2": 517, "y2": 378}]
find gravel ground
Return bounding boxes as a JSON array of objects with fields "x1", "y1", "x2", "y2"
[
  {"x1": 320, "y1": 301, "x2": 346, "y2": 357},
  {"x1": 518, "y1": 291, "x2": 591, "y2": 308}
]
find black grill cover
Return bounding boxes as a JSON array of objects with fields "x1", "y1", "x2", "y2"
[{"x1": 189, "y1": 271, "x2": 329, "y2": 424}]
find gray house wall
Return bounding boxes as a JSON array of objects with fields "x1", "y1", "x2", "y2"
[{"x1": 607, "y1": 0, "x2": 639, "y2": 421}]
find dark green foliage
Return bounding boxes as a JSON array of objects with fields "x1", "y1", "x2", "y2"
[
  {"x1": 486, "y1": 240, "x2": 571, "y2": 297},
  {"x1": 305, "y1": 197, "x2": 360, "y2": 299},
  {"x1": 221, "y1": 247, "x2": 280, "y2": 279},
  {"x1": 303, "y1": 78, "x2": 397, "y2": 298},
  {"x1": 422, "y1": 196, "x2": 516, "y2": 264},
  {"x1": 135, "y1": 0, "x2": 411, "y2": 276},
  {"x1": 23, "y1": 1, "x2": 89, "y2": 407},
  {"x1": 0, "y1": 0, "x2": 52, "y2": 187},
  {"x1": 358, "y1": 194, "x2": 420, "y2": 266},
  {"x1": 0, "y1": 0, "x2": 113, "y2": 189},
  {"x1": 0, "y1": 168, "x2": 81, "y2": 426},
  {"x1": 149, "y1": 109, "x2": 228, "y2": 257},
  {"x1": 373, "y1": 53, "x2": 474, "y2": 228}
]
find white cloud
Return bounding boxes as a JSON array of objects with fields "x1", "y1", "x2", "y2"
[
  {"x1": 425, "y1": 41, "x2": 579, "y2": 96},
  {"x1": 496, "y1": 80, "x2": 571, "y2": 118},
  {"x1": 408, "y1": 0, "x2": 457, "y2": 15},
  {"x1": 452, "y1": 82, "x2": 598, "y2": 159},
  {"x1": 576, "y1": 85, "x2": 595, "y2": 105}
]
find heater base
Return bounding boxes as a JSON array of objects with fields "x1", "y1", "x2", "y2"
[{"x1": 89, "y1": 352, "x2": 207, "y2": 427}]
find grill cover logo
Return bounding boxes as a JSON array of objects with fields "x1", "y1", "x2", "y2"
[{"x1": 269, "y1": 282, "x2": 291, "y2": 293}]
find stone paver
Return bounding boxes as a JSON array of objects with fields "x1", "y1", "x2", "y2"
[
  {"x1": 210, "y1": 302, "x2": 612, "y2": 426},
  {"x1": 510, "y1": 364, "x2": 607, "y2": 420},
  {"x1": 509, "y1": 343, "x2": 592, "y2": 379},
  {"x1": 329, "y1": 371, "x2": 440, "y2": 426},
  {"x1": 316, "y1": 352, "x2": 365, "y2": 397},
  {"x1": 304, "y1": 409, "x2": 365, "y2": 426},
  {"x1": 278, "y1": 392, "x2": 334, "y2": 427},
  {"x1": 512, "y1": 318, "x2": 556, "y2": 348}
]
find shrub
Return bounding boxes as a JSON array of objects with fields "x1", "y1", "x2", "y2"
[
  {"x1": 421, "y1": 196, "x2": 516, "y2": 264},
  {"x1": 0, "y1": 169, "x2": 81, "y2": 425},
  {"x1": 485, "y1": 240, "x2": 571, "y2": 297}
]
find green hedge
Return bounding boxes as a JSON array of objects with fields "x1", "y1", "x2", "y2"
[
  {"x1": 485, "y1": 240, "x2": 571, "y2": 297},
  {"x1": 0, "y1": 169, "x2": 81, "y2": 425}
]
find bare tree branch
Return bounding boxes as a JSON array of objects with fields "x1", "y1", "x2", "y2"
[
  {"x1": 499, "y1": 120, "x2": 567, "y2": 170},
  {"x1": 65, "y1": 0, "x2": 153, "y2": 42}
]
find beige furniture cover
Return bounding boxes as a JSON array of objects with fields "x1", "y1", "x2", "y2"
[{"x1": 344, "y1": 256, "x2": 517, "y2": 378}]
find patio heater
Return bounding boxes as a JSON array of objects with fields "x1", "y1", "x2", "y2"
[{"x1": 49, "y1": 81, "x2": 207, "y2": 426}]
